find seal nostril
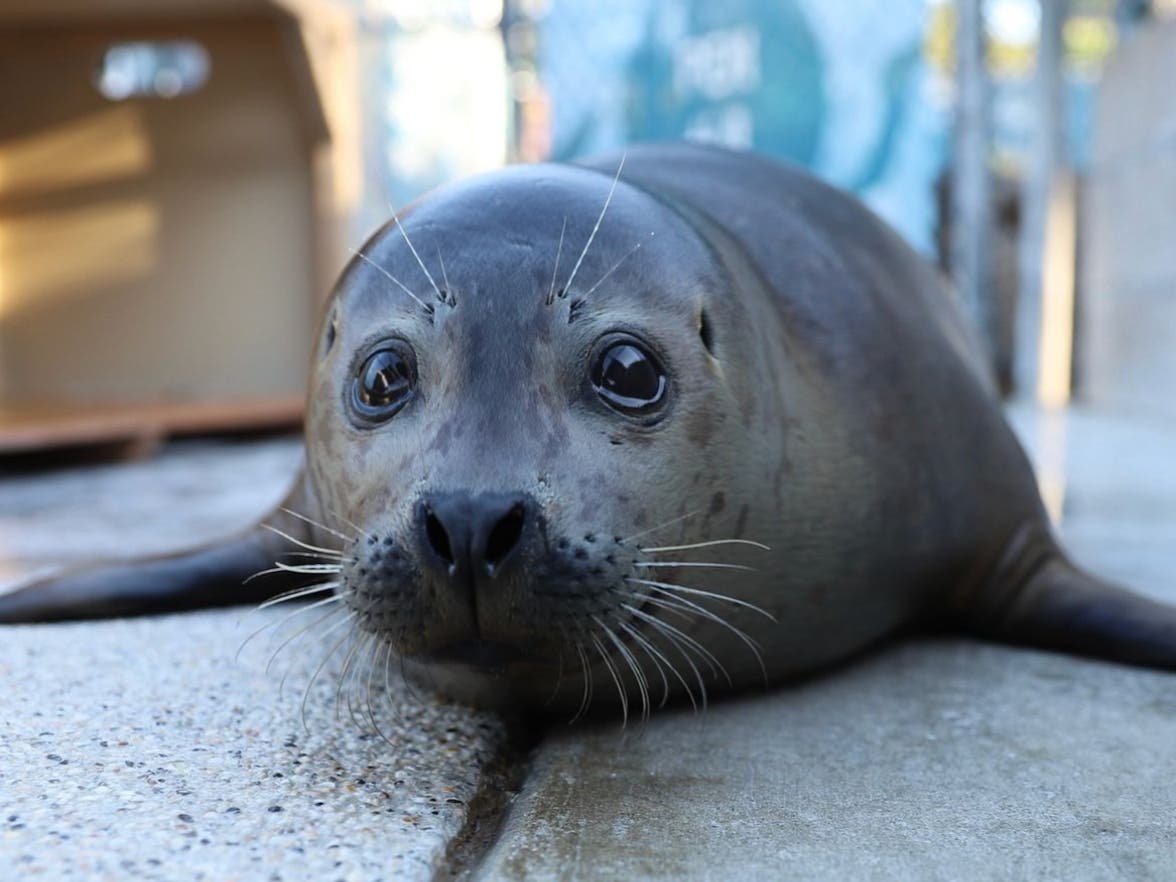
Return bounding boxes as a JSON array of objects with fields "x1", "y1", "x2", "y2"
[
  {"x1": 425, "y1": 509, "x2": 454, "y2": 567},
  {"x1": 484, "y1": 504, "x2": 525, "y2": 570}
]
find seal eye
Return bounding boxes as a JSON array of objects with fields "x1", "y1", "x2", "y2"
[
  {"x1": 351, "y1": 346, "x2": 414, "y2": 422},
  {"x1": 591, "y1": 341, "x2": 667, "y2": 415}
]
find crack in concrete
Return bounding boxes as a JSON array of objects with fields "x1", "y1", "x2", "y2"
[{"x1": 434, "y1": 715, "x2": 541, "y2": 881}]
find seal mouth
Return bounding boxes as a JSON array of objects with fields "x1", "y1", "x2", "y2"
[{"x1": 427, "y1": 639, "x2": 544, "y2": 671}]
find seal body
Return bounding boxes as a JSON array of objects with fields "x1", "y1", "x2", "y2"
[{"x1": 3, "y1": 144, "x2": 1173, "y2": 715}]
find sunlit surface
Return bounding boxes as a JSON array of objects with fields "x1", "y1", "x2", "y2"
[
  {"x1": 1008, "y1": 402, "x2": 1176, "y2": 602},
  {"x1": 1036, "y1": 171, "x2": 1076, "y2": 409},
  {"x1": 1023, "y1": 404, "x2": 1069, "y2": 525},
  {"x1": 0, "y1": 199, "x2": 158, "y2": 321},
  {"x1": 0, "y1": 106, "x2": 151, "y2": 202}
]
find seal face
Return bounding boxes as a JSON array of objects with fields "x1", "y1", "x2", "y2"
[
  {"x1": 306, "y1": 161, "x2": 779, "y2": 712},
  {"x1": 4, "y1": 143, "x2": 1175, "y2": 716}
]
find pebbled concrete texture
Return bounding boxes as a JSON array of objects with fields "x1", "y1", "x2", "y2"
[
  {"x1": 1, "y1": 404, "x2": 1174, "y2": 881},
  {"x1": 0, "y1": 440, "x2": 512, "y2": 882},
  {"x1": 475, "y1": 403, "x2": 1176, "y2": 882}
]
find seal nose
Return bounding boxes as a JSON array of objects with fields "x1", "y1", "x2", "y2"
[{"x1": 420, "y1": 492, "x2": 530, "y2": 579}]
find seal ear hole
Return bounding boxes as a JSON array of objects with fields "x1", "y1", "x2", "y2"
[
  {"x1": 321, "y1": 310, "x2": 338, "y2": 358},
  {"x1": 699, "y1": 309, "x2": 715, "y2": 355},
  {"x1": 567, "y1": 298, "x2": 586, "y2": 325}
]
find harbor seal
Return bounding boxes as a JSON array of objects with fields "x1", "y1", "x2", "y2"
[{"x1": 2, "y1": 143, "x2": 1173, "y2": 718}]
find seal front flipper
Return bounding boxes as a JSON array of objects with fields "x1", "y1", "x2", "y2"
[
  {"x1": 0, "y1": 479, "x2": 329, "y2": 623},
  {"x1": 952, "y1": 524, "x2": 1176, "y2": 671}
]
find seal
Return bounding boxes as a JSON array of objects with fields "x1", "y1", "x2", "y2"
[{"x1": 2, "y1": 143, "x2": 1173, "y2": 717}]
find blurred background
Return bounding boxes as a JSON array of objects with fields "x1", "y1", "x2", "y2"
[{"x1": 0, "y1": 0, "x2": 1172, "y2": 459}]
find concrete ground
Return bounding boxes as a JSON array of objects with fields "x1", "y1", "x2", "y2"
[
  {"x1": 1, "y1": 404, "x2": 1174, "y2": 880},
  {"x1": 0, "y1": 440, "x2": 513, "y2": 881}
]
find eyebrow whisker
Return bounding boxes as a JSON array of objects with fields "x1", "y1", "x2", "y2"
[
  {"x1": 562, "y1": 154, "x2": 625, "y2": 298},
  {"x1": 580, "y1": 235, "x2": 651, "y2": 300},
  {"x1": 392, "y1": 211, "x2": 446, "y2": 305},
  {"x1": 348, "y1": 247, "x2": 433, "y2": 316},
  {"x1": 546, "y1": 216, "x2": 568, "y2": 306}
]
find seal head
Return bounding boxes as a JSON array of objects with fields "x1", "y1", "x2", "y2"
[{"x1": 310, "y1": 162, "x2": 776, "y2": 711}]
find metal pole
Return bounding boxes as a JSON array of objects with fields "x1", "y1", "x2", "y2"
[{"x1": 953, "y1": 0, "x2": 995, "y2": 365}]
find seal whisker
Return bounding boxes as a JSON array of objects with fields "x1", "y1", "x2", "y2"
[
  {"x1": 636, "y1": 586, "x2": 760, "y2": 642},
  {"x1": 273, "y1": 562, "x2": 345, "y2": 575},
  {"x1": 365, "y1": 637, "x2": 392, "y2": 737},
  {"x1": 626, "y1": 576, "x2": 777, "y2": 622},
  {"x1": 256, "y1": 580, "x2": 340, "y2": 611},
  {"x1": 344, "y1": 637, "x2": 375, "y2": 736},
  {"x1": 595, "y1": 615, "x2": 651, "y2": 723},
  {"x1": 276, "y1": 605, "x2": 350, "y2": 698},
  {"x1": 623, "y1": 599, "x2": 730, "y2": 685},
  {"x1": 364, "y1": 638, "x2": 398, "y2": 747},
  {"x1": 622, "y1": 604, "x2": 710, "y2": 710},
  {"x1": 546, "y1": 216, "x2": 568, "y2": 305},
  {"x1": 382, "y1": 635, "x2": 398, "y2": 718},
  {"x1": 244, "y1": 566, "x2": 296, "y2": 586},
  {"x1": 324, "y1": 507, "x2": 373, "y2": 542},
  {"x1": 242, "y1": 563, "x2": 340, "y2": 586},
  {"x1": 338, "y1": 626, "x2": 378, "y2": 728},
  {"x1": 338, "y1": 635, "x2": 363, "y2": 729},
  {"x1": 348, "y1": 247, "x2": 433, "y2": 316},
  {"x1": 398, "y1": 640, "x2": 428, "y2": 709},
  {"x1": 614, "y1": 625, "x2": 654, "y2": 723},
  {"x1": 590, "y1": 632, "x2": 629, "y2": 727},
  {"x1": 580, "y1": 237, "x2": 648, "y2": 300},
  {"x1": 562, "y1": 154, "x2": 625, "y2": 298},
  {"x1": 260, "y1": 524, "x2": 346, "y2": 558},
  {"x1": 280, "y1": 507, "x2": 357, "y2": 546},
  {"x1": 262, "y1": 602, "x2": 343, "y2": 677},
  {"x1": 359, "y1": 633, "x2": 382, "y2": 735},
  {"x1": 435, "y1": 247, "x2": 456, "y2": 306},
  {"x1": 620, "y1": 510, "x2": 700, "y2": 545},
  {"x1": 569, "y1": 640, "x2": 594, "y2": 725},
  {"x1": 615, "y1": 619, "x2": 675, "y2": 711},
  {"x1": 391, "y1": 212, "x2": 446, "y2": 305},
  {"x1": 634, "y1": 561, "x2": 757, "y2": 572},
  {"x1": 235, "y1": 589, "x2": 340, "y2": 662},
  {"x1": 334, "y1": 629, "x2": 368, "y2": 726},
  {"x1": 300, "y1": 611, "x2": 358, "y2": 735},
  {"x1": 634, "y1": 588, "x2": 768, "y2": 682},
  {"x1": 543, "y1": 646, "x2": 567, "y2": 708},
  {"x1": 344, "y1": 630, "x2": 379, "y2": 735},
  {"x1": 624, "y1": 600, "x2": 722, "y2": 676},
  {"x1": 616, "y1": 620, "x2": 682, "y2": 710},
  {"x1": 640, "y1": 539, "x2": 772, "y2": 554}
]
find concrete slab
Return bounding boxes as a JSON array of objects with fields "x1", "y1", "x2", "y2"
[
  {"x1": 477, "y1": 643, "x2": 1176, "y2": 882},
  {"x1": 474, "y1": 404, "x2": 1176, "y2": 881},
  {"x1": 2, "y1": 404, "x2": 1174, "y2": 881},
  {"x1": 0, "y1": 610, "x2": 511, "y2": 882},
  {"x1": 0, "y1": 440, "x2": 512, "y2": 881}
]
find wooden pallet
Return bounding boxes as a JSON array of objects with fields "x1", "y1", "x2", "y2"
[{"x1": 0, "y1": 397, "x2": 304, "y2": 460}]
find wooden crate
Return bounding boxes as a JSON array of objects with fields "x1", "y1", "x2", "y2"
[{"x1": 0, "y1": 0, "x2": 357, "y2": 455}]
